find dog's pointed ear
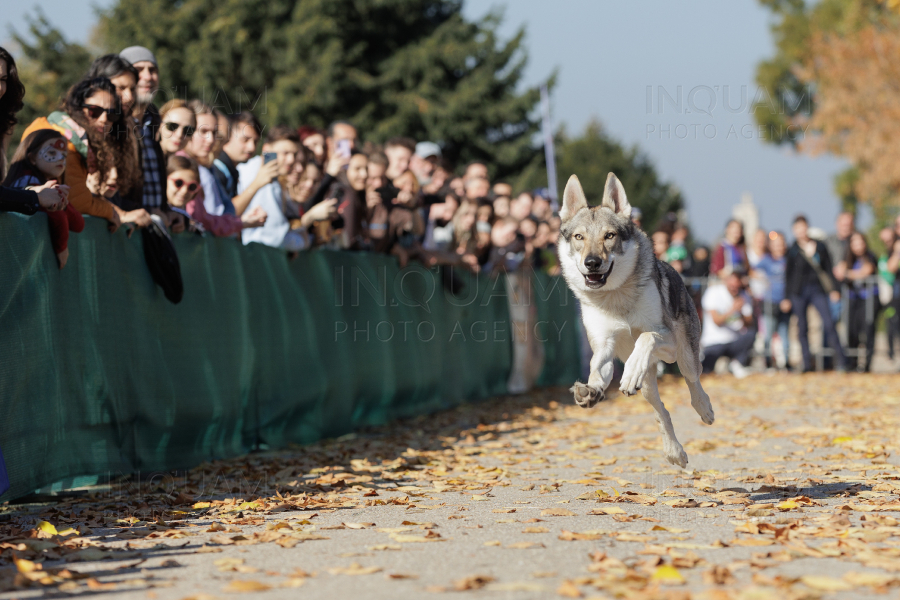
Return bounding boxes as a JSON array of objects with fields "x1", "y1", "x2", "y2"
[
  {"x1": 601, "y1": 172, "x2": 632, "y2": 217},
  {"x1": 560, "y1": 175, "x2": 588, "y2": 222}
]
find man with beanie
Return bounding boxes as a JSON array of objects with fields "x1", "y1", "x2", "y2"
[{"x1": 120, "y1": 46, "x2": 183, "y2": 231}]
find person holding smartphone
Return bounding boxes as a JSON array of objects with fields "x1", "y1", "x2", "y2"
[{"x1": 237, "y1": 125, "x2": 309, "y2": 251}]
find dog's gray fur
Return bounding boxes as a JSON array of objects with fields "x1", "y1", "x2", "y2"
[{"x1": 558, "y1": 173, "x2": 714, "y2": 467}]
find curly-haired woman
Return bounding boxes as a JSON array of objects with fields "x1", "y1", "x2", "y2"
[{"x1": 22, "y1": 77, "x2": 153, "y2": 230}]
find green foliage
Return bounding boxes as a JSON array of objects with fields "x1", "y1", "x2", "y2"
[
  {"x1": 834, "y1": 167, "x2": 860, "y2": 215},
  {"x1": 515, "y1": 119, "x2": 684, "y2": 232},
  {"x1": 93, "y1": 0, "x2": 546, "y2": 179},
  {"x1": 8, "y1": 11, "x2": 94, "y2": 145},
  {"x1": 753, "y1": 0, "x2": 888, "y2": 146}
]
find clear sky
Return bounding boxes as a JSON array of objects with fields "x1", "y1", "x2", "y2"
[{"x1": 3, "y1": 0, "x2": 852, "y2": 242}]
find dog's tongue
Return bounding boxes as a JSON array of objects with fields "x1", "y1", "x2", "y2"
[{"x1": 586, "y1": 273, "x2": 604, "y2": 282}]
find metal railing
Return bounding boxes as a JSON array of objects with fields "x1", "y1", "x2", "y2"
[{"x1": 680, "y1": 275, "x2": 885, "y2": 372}]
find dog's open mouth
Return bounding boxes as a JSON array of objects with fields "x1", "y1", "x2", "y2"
[{"x1": 584, "y1": 261, "x2": 614, "y2": 289}]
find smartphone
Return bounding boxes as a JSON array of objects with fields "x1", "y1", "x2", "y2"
[
  {"x1": 263, "y1": 152, "x2": 277, "y2": 164},
  {"x1": 336, "y1": 139, "x2": 351, "y2": 159}
]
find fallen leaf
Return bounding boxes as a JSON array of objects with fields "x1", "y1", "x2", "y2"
[
  {"x1": 454, "y1": 575, "x2": 495, "y2": 590},
  {"x1": 223, "y1": 580, "x2": 272, "y2": 592},
  {"x1": 590, "y1": 505, "x2": 625, "y2": 515},
  {"x1": 558, "y1": 530, "x2": 605, "y2": 541},
  {"x1": 541, "y1": 508, "x2": 576, "y2": 517},
  {"x1": 556, "y1": 580, "x2": 584, "y2": 597},
  {"x1": 651, "y1": 565, "x2": 685, "y2": 585},
  {"x1": 35, "y1": 521, "x2": 58, "y2": 535},
  {"x1": 506, "y1": 541, "x2": 545, "y2": 549},
  {"x1": 800, "y1": 575, "x2": 853, "y2": 591},
  {"x1": 328, "y1": 563, "x2": 382, "y2": 575}
]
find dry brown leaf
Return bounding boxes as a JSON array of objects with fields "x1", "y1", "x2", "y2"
[
  {"x1": 328, "y1": 563, "x2": 382, "y2": 576},
  {"x1": 558, "y1": 530, "x2": 605, "y2": 541},
  {"x1": 454, "y1": 575, "x2": 495, "y2": 590},
  {"x1": 540, "y1": 508, "x2": 576, "y2": 517},
  {"x1": 223, "y1": 580, "x2": 272, "y2": 592},
  {"x1": 522, "y1": 526, "x2": 549, "y2": 533},
  {"x1": 556, "y1": 579, "x2": 583, "y2": 597}
]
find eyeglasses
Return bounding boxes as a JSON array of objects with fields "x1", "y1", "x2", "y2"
[
  {"x1": 82, "y1": 104, "x2": 121, "y2": 121},
  {"x1": 168, "y1": 177, "x2": 199, "y2": 194},
  {"x1": 164, "y1": 121, "x2": 196, "y2": 137}
]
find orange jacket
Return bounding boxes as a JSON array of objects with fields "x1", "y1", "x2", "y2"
[{"x1": 21, "y1": 117, "x2": 117, "y2": 222}]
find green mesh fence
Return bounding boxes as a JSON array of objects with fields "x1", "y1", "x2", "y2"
[{"x1": 0, "y1": 213, "x2": 580, "y2": 502}]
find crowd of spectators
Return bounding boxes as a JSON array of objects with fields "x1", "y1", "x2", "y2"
[
  {"x1": 0, "y1": 45, "x2": 561, "y2": 282},
  {"x1": 2, "y1": 45, "x2": 899, "y2": 375},
  {"x1": 650, "y1": 211, "x2": 900, "y2": 376}
]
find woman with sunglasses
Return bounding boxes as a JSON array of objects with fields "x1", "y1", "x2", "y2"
[
  {"x1": 166, "y1": 154, "x2": 265, "y2": 237},
  {"x1": 21, "y1": 77, "x2": 155, "y2": 231},
  {"x1": 158, "y1": 100, "x2": 196, "y2": 157},
  {"x1": 84, "y1": 55, "x2": 149, "y2": 225}
]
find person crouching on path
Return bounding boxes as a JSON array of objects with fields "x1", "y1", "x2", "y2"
[{"x1": 700, "y1": 268, "x2": 756, "y2": 378}]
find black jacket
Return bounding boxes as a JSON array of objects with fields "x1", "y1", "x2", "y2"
[
  {"x1": 785, "y1": 239, "x2": 837, "y2": 298},
  {"x1": 0, "y1": 186, "x2": 40, "y2": 215}
]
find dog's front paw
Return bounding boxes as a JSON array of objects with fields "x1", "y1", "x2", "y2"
[
  {"x1": 620, "y1": 356, "x2": 652, "y2": 396},
  {"x1": 570, "y1": 381, "x2": 604, "y2": 408}
]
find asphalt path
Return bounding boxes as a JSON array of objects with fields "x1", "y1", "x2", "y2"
[{"x1": 2, "y1": 373, "x2": 900, "y2": 599}]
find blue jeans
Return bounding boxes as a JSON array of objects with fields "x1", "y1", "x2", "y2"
[
  {"x1": 830, "y1": 297, "x2": 842, "y2": 324},
  {"x1": 792, "y1": 284, "x2": 846, "y2": 371},
  {"x1": 701, "y1": 329, "x2": 757, "y2": 374},
  {"x1": 763, "y1": 306, "x2": 791, "y2": 366}
]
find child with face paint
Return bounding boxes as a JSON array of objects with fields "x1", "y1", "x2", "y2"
[{"x1": 3, "y1": 130, "x2": 85, "y2": 268}]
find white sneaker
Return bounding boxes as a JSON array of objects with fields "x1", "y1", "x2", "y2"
[{"x1": 729, "y1": 360, "x2": 749, "y2": 379}]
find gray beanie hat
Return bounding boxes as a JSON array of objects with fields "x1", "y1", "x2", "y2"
[{"x1": 120, "y1": 46, "x2": 157, "y2": 67}]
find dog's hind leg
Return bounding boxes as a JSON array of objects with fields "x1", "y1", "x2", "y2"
[
  {"x1": 641, "y1": 373, "x2": 689, "y2": 468},
  {"x1": 677, "y1": 350, "x2": 714, "y2": 425}
]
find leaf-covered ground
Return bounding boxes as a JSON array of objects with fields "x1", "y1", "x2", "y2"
[{"x1": 2, "y1": 373, "x2": 900, "y2": 599}]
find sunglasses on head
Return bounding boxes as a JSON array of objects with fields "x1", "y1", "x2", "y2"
[
  {"x1": 164, "y1": 121, "x2": 196, "y2": 137},
  {"x1": 82, "y1": 104, "x2": 121, "y2": 121},
  {"x1": 168, "y1": 177, "x2": 199, "y2": 194}
]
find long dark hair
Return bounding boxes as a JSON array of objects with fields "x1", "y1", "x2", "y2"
[
  {"x1": 2, "y1": 129, "x2": 68, "y2": 188},
  {"x1": 844, "y1": 230, "x2": 874, "y2": 266},
  {"x1": 64, "y1": 77, "x2": 142, "y2": 196},
  {"x1": 0, "y1": 46, "x2": 27, "y2": 177}
]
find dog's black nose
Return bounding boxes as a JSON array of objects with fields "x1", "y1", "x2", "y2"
[{"x1": 584, "y1": 255, "x2": 602, "y2": 271}]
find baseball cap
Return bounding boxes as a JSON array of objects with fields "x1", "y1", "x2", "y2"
[
  {"x1": 415, "y1": 141, "x2": 441, "y2": 159},
  {"x1": 120, "y1": 46, "x2": 158, "y2": 67}
]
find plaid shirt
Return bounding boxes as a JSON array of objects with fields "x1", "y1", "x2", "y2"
[{"x1": 138, "y1": 108, "x2": 164, "y2": 209}]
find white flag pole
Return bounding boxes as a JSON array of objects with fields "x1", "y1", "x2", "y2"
[{"x1": 540, "y1": 84, "x2": 558, "y2": 208}]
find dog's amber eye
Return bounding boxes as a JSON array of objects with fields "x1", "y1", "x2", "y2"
[
  {"x1": 605, "y1": 232, "x2": 616, "y2": 239},
  {"x1": 573, "y1": 234, "x2": 583, "y2": 241}
]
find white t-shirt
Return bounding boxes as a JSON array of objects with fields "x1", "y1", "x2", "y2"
[{"x1": 700, "y1": 284, "x2": 752, "y2": 347}]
